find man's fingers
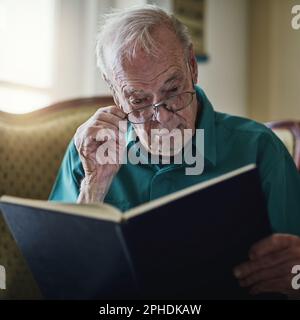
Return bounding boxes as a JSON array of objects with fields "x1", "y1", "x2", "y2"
[
  {"x1": 74, "y1": 105, "x2": 126, "y2": 184},
  {"x1": 89, "y1": 113, "x2": 127, "y2": 132},
  {"x1": 82, "y1": 124, "x2": 125, "y2": 147},
  {"x1": 249, "y1": 276, "x2": 291, "y2": 295},
  {"x1": 94, "y1": 105, "x2": 127, "y2": 120},
  {"x1": 238, "y1": 259, "x2": 298, "y2": 288},
  {"x1": 75, "y1": 106, "x2": 127, "y2": 148},
  {"x1": 234, "y1": 246, "x2": 298, "y2": 279},
  {"x1": 249, "y1": 234, "x2": 300, "y2": 260}
]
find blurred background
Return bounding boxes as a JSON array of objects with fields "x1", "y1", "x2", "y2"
[{"x1": 0, "y1": 0, "x2": 299, "y2": 122}]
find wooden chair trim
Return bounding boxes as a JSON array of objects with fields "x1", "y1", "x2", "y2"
[
  {"x1": 265, "y1": 120, "x2": 300, "y2": 170},
  {"x1": 0, "y1": 96, "x2": 114, "y2": 123}
]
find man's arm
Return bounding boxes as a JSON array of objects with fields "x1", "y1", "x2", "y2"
[
  {"x1": 258, "y1": 130, "x2": 300, "y2": 235},
  {"x1": 49, "y1": 105, "x2": 127, "y2": 203}
]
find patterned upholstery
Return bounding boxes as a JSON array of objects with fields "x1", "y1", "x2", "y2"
[
  {"x1": 0, "y1": 96, "x2": 113, "y2": 299},
  {"x1": 0, "y1": 99, "x2": 298, "y2": 299}
]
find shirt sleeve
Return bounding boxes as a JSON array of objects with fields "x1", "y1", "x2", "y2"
[
  {"x1": 48, "y1": 138, "x2": 85, "y2": 202},
  {"x1": 257, "y1": 130, "x2": 300, "y2": 236}
]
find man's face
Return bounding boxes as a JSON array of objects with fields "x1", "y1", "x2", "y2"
[{"x1": 112, "y1": 27, "x2": 199, "y2": 156}]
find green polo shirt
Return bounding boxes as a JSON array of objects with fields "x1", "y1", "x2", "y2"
[{"x1": 49, "y1": 86, "x2": 300, "y2": 235}]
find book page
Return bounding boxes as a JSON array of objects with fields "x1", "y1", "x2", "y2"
[{"x1": 0, "y1": 196, "x2": 122, "y2": 223}]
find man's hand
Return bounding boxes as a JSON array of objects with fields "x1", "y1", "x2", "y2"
[
  {"x1": 74, "y1": 105, "x2": 127, "y2": 203},
  {"x1": 233, "y1": 234, "x2": 300, "y2": 297}
]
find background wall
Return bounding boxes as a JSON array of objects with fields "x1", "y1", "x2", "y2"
[
  {"x1": 1, "y1": 0, "x2": 299, "y2": 121},
  {"x1": 248, "y1": 0, "x2": 300, "y2": 122},
  {"x1": 197, "y1": 0, "x2": 249, "y2": 116}
]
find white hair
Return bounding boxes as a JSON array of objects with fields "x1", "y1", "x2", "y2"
[{"x1": 95, "y1": 4, "x2": 192, "y2": 83}]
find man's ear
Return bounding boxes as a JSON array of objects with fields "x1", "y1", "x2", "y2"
[
  {"x1": 188, "y1": 45, "x2": 198, "y2": 84},
  {"x1": 102, "y1": 73, "x2": 122, "y2": 108}
]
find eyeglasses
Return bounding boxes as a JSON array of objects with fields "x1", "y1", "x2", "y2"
[
  {"x1": 126, "y1": 91, "x2": 196, "y2": 124},
  {"x1": 124, "y1": 63, "x2": 196, "y2": 124}
]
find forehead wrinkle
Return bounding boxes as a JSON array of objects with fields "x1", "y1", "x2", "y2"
[{"x1": 120, "y1": 66, "x2": 184, "y2": 96}]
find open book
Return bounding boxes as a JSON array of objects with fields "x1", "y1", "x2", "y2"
[{"x1": 0, "y1": 164, "x2": 282, "y2": 300}]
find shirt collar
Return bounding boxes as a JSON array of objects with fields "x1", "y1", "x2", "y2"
[
  {"x1": 193, "y1": 85, "x2": 217, "y2": 167},
  {"x1": 126, "y1": 85, "x2": 217, "y2": 168}
]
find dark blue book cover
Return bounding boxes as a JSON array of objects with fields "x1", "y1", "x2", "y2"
[{"x1": 0, "y1": 164, "x2": 283, "y2": 299}]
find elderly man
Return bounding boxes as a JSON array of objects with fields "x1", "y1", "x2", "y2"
[{"x1": 49, "y1": 5, "x2": 300, "y2": 297}]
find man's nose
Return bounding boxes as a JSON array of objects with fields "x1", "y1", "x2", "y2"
[{"x1": 154, "y1": 104, "x2": 173, "y2": 125}]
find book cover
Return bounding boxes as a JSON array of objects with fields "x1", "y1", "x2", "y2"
[{"x1": 0, "y1": 164, "x2": 282, "y2": 299}]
